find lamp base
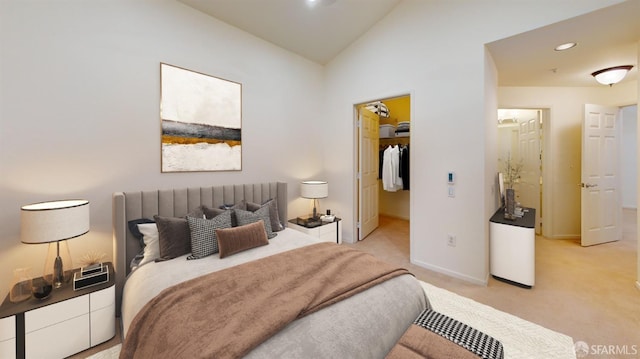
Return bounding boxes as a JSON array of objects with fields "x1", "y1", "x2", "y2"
[
  {"x1": 53, "y1": 255, "x2": 64, "y2": 288},
  {"x1": 44, "y1": 241, "x2": 72, "y2": 288}
]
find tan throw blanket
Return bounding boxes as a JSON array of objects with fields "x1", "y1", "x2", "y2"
[{"x1": 120, "y1": 242, "x2": 410, "y2": 359}]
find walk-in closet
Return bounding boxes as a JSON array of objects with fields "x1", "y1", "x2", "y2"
[{"x1": 356, "y1": 95, "x2": 410, "y2": 254}]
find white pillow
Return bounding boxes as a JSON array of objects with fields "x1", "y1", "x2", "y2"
[{"x1": 137, "y1": 223, "x2": 160, "y2": 267}]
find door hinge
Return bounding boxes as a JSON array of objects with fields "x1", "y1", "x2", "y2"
[
  {"x1": 356, "y1": 172, "x2": 361, "y2": 180},
  {"x1": 356, "y1": 120, "x2": 361, "y2": 128},
  {"x1": 356, "y1": 222, "x2": 361, "y2": 229}
]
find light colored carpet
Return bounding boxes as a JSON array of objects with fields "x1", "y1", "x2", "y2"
[
  {"x1": 88, "y1": 280, "x2": 576, "y2": 359},
  {"x1": 420, "y1": 281, "x2": 576, "y2": 359}
]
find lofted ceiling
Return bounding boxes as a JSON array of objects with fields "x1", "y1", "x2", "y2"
[
  {"x1": 178, "y1": 0, "x2": 640, "y2": 87},
  {"x1": 177, "y1": 0, "x2": 401, "y2": 65}
]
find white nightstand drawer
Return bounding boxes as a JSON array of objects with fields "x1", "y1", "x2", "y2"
[
  {"x1": 25, "y1": 295, "x2": 89, "y2": 333},
  {"x1": 0, "y1": 316, "x2": 15, "y2": 341},
  {"x1": 91, "y1": 303, "x2": 115, "y2": 345},
  {"x1": 25, "y1": 314, "x2": 90, "y2": 359},
  {"x1": 91, "y1": 286, "x2": 115, "y2": 311},
  {"x1": 319, "y1": 222, "x2": 336, "y2": 235}
]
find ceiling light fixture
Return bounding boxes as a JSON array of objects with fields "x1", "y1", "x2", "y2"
[
  {"x1": 591, "y1": 65, "x2": 634, "y2": 86},
  {"x1": 554, "y1": 42, "x2": 577, "y2": 51}
]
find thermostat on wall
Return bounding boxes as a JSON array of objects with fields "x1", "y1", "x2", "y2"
[{"x1": 447, "y1": 172, "x2": 455, "y2": 184}]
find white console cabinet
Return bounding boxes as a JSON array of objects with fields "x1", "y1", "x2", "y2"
[
  {"x1": 0, "y1": 263, "x2": 116, "y2": 359},
  {"x1": 489, "y1": 208, "x2": 536, "y2": 288}
]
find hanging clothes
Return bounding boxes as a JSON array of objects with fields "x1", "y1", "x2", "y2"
[
  {"x1": 400, "y1": 144, "x2": 410, "y2": 190},
  {"x1": 382, "y1": 145, "x2": 403, "y2": 192}
]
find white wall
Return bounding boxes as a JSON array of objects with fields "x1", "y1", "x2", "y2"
[
  {"x1": 322, "y1": 0, "x2": 622, "y2": 284},
  {"x1": 499, "y1": 83, "x2": 637, "y2": 239},
  {"x1": 0, "y1": 0, "x2": 324, "y2": 299},
  {"x1": 622, "y1": 105, "x2": 638, "y2": 209}
]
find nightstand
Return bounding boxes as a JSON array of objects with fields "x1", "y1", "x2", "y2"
[
  {"x1": 288, "y1": 218, "x2": 342, "y2": 244},
  {"x1": 0, "y1": 262, "x2": 116, "y2": 359}
]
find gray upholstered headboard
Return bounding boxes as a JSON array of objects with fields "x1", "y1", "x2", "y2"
[{"x1": 112, "y1": 181, "x2": 288, "y2": 316}]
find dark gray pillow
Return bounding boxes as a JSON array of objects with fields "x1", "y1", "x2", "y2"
[
  {"x1": 247, "y1": 199, "x2": 284, "y2": 232},
  {"x1": 186, "y1": 211, "x2": 233, "y2": 260},
  {"x1": 199, "y1": 205, "x2": 226, "y2": 219},
  {"x1": 235, "y1": 207, "x2": 276, "y2": 239},
  {"x1": 153, "y1": 215, "x2": 192, "y2": 261}
]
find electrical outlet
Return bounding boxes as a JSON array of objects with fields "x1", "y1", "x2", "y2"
[{"x1": 447, "y1": 234, "x2": 456, "y2": 247}]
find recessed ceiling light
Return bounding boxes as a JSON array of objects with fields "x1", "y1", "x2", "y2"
[
  {"x1": 306, "y1": 0, "x2": 336, "y2": 6},
  {"x1": 554, "y1": 42, "x2": 577, "y2": 51}
]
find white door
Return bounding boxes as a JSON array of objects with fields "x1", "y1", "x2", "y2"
[
  {"x1": 358, "y1": 108, "x2": 379, "y2": 240},
  {"x1": 581, "y1": 104, "x2": 621, "y2": 246},
  {"x1": 517, "y1": 113, "x2": 541, "y2": 234}
]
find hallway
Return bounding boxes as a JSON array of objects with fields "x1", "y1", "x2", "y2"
[{"x1": 347, "y1": 211, "x2": 639, "y2": 352}]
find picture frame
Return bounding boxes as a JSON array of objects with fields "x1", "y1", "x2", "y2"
[{"x1": 160, "y1": 63, "x2": 242, "y2": 172}]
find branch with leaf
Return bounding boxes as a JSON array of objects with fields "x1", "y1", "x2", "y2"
[{"x1": 501, "y1": 153, "x2": 523, "y2": 189}]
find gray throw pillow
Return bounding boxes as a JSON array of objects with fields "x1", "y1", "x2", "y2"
[
  {"x1": 186, "y1": 210, "x2": 233, "y2": 260},
  {"x1": 247, "y1": 199, "x2": 284, "y2": 232},
  {"x1": 235, "y1": 207, "x2": 276, "y2": 239}
]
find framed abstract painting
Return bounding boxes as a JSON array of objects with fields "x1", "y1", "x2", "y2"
[{"x1": 160, "y1": 63, "x2": 242, "y2": 172}]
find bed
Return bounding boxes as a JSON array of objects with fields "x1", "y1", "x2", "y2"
[{"x1": 112, "y1": 181, "x2": 504, "y2": 358}]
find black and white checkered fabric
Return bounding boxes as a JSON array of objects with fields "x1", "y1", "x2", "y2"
[
  {"x1": 186, "y1": 211, "x2": 232, "y2": 260},
  {"x1": 414, "y1": 308, "x2": 504, "y2": 359}
]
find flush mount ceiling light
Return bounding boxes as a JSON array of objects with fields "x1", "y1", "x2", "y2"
[
  {"x1": 591, "y1": 65, "x2": 634, "y2": 86},
  {"x1": 554, "y1": 42, "x2": 577, "y2": 51},
  {"x1": 306, "y1": 0, "x2": 337, "y2": 7}
]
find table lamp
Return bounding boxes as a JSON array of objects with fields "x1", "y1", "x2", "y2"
[
  {"x1": 300, "y1": 181, "x2": 328, "y2": 219},
  {"x1": 21, "y1": 199, "x2": 90, "y2": 288}
]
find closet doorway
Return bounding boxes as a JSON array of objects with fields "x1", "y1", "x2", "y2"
[{"x1": 355, "y1": 95, "x2": 411, "y2": 244}]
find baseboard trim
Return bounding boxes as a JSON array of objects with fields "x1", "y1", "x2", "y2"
[{"x1": 410, "y1": 258, "x2": 488, "y2": 286}]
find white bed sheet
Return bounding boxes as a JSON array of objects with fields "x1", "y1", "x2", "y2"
[{"x1": 121, "y1": 228, "x2": 322, "y2": 337}]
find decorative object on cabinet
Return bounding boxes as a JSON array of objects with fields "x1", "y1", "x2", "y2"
[
  {"x1": 300, "y1": 181, "x2": 328, "y2": 219},
  {"x1": 160, "y1": 63, "x2": 242, "y2": 172},
  {"x1": 591, "y1": 65, "x2": 633, "y2": 86},
  {"x1": 78, "y1": 251, "x2": 107, "y2": 267},
  {"x1": 9, "y1": 268, "x2": 32, "y2": 303},
  {"x1": 20, "y1": 200, "x2": 90, "y2": 289},
  {"x1": 31, "y1": 277, "x2": 52, "y2": 300},
  {"x1": 500, "y1": 154, "x2": 523, "y2": 219},
  {"x1": 73, "y1": 263, "x2": 109, "y2": 291}
]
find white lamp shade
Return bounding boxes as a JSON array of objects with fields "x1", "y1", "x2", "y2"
[
  {"x1": 21, "y1": 199, "x2": 90, "y2": 244},
  {"x1": 300, "y1": 181, "x2": 328, "y2": 199}
]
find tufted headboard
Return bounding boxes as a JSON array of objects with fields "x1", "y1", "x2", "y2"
[{"x1": 112, "y1": 181, "x2": 288, "y2": 316}]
